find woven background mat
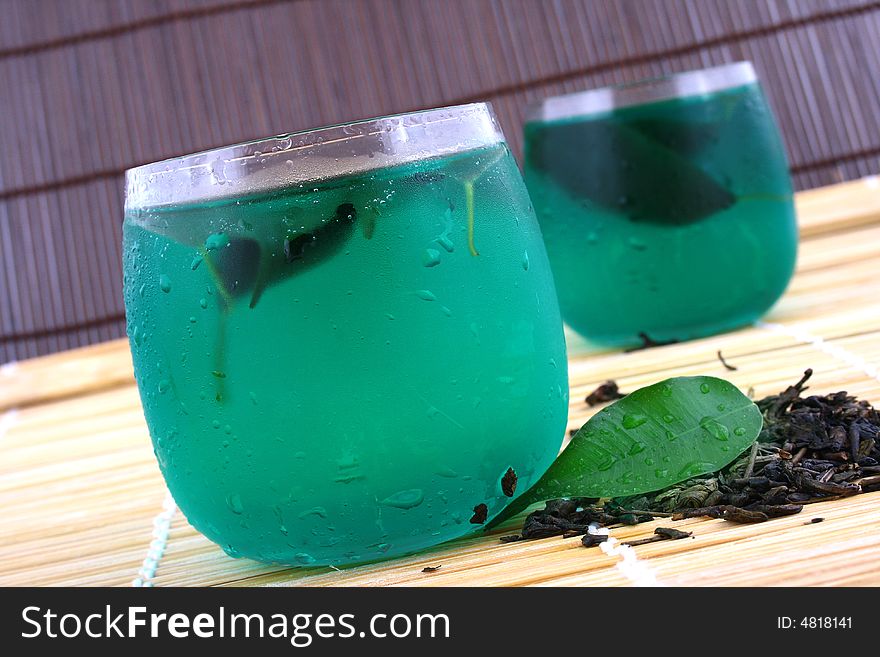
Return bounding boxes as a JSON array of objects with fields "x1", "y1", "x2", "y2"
[{"x1": 1, "y1": 175, "x2": 879, "y2": 586}]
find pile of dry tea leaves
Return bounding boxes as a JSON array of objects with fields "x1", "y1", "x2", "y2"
[{"x1": 503, "y1": 369, "x2": 880, "y2": 545}]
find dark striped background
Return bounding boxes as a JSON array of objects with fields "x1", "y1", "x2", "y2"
[{"x1": 1, "y1": 0, "x2": 879, "y2": 362}]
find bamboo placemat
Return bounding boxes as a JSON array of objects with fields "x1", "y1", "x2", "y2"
[{"x1": 1, "y1": 175, "x2": 879, "y2": 587}]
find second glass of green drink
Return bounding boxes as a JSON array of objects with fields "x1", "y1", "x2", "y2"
[
  {"x1": 123, "y1": 103, "x2": 569, "y2": 566},
  {"x1": 524, "y1": 62, "x2": 797, "y2": 346}
]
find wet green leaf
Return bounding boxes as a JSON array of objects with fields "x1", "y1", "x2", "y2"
[{"x1": 490, "y1": 376, "x2": 762, "y2": 526}]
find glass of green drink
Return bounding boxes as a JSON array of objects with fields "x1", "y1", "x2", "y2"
[
  {"x1": 123, "y1": 103, "x2": 569, "y2": 566},
  {"x1": 524, "y1": 62, "x2": 797, "y2": 346}
]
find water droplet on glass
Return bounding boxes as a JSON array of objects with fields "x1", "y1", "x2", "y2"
[
  {"x1": 379, "y1": 489, "x2": 424, "y2": 510},
  {"x1": 226, "y1": 493, "x2": 244, "y2": 514},
  {"x1": 222, "y1": 545, "x2": 241, "y2": 558},
  {"x1": 415, "y1": 289, "x2": 436, "y2": 302},
  {"x1": 522, "y1": 251, "x2": 530, "y2": 271},
  {"x1": 436, "y1": 234, "x2": 454, "y2": 253},
  {"x1": 158, "y1": 379, "x2": 170, "y2": 394},
  {"x1": 628, "y1": 237, "x2": 647, "y2": 251},
  {"x1": 191, "y1": 255, "x2": 203, "y2": 271},
  {"x1": 199, "y1": 298, "x2": 208, "y2": 309},
  {"x1": 422, "y1": 248, "x2": 441, "y2": 267},
  {"x1": 158, "y1": 274, "x2": 172, "y2": 293},
  {"x1": 205, "y1": 233, "x2": 229, "y2": 251},
  {"x1": 298, "y1": 506, "x2": 327, "y2": 519},
  {"x1": 210, "y1": 158, "x2": 227, "y2": 185}
]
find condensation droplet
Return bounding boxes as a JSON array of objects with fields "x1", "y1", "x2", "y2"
[
  {"x1": 622, "y1": 413, "x2": 648, "y2": 429},
  {"x1": 422, "y1": 249, "x2": 441, "y2": 267},
  {"x1": 205, "y1": 233, "x2": 229, "y2": 251},
  {"x1": 379, "y1": 489, "x2": 424, "y2": 510},
  {"x1": 436, "y1": 234, "x2": 454, "y2": 253},
  {"x1": 226, "y1": 493, "x2": 244, "y2": 514}
]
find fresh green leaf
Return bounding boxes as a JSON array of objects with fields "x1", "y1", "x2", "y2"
[{"x1": 489, "y1": 376, "x2": 762, "y2": 527}]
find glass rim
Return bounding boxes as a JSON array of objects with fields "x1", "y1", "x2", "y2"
[
  {"x1": 526, "y1": 61, "x2": 757, "y2": 123},
  {"x1": 125, "y1": 102, "x2": 504, "y2": 210}
]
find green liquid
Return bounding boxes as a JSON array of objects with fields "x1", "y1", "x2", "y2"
[
  {"x1": 123, "y1": 144, "x2": 568, "y2": 565},
  {"x1": 524, "y1": 83, "x2": 797, "y2": 345}
]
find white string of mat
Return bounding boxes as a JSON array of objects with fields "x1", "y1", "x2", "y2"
[
  {"x1": 132, "y1": 490, "x2": 177, "y2": 587},
  {"x1": 587, "y1": 523, "x2": 662, "y2": 587}
]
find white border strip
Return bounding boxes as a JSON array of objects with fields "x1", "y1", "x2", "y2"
[
  {"x1": 756, "y1": 321, "x2": 880, "y2": 383},
  {"x1": 588, "y1": 523, "x2": 662, "y2": 587},
  {"x1": 133, "y1": 491, "x2": 178, "y2": 587}
]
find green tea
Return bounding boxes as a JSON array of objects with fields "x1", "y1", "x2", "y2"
[
  {"x1": 524, "y1": 82, "x2": 797, "y2": 345},
  {"x1": 123, "y1": 143, "x2": 569, "y2": 565}
]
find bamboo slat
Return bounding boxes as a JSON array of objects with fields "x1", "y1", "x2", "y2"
[{"x1": 1, "y1": 176, "x2": 879, "y2": 587}]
